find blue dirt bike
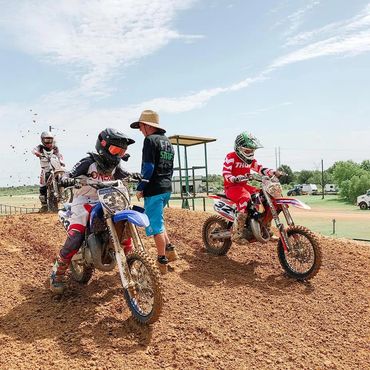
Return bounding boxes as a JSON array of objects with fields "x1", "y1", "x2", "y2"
[{"x1": 58, "y1": 177, "x2": 162, "y2": 325}]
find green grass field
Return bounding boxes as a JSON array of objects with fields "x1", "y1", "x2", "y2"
[{"x1": 1, "y1": 191, "x2": 369, "y2": 240}]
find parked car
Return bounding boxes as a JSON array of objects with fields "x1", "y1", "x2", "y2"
[
  {"x1": 287, "y1": 184, "x2": 318, "y2": 196},
  {"x1": 357, "y1": 190, "x2": 370, "y2": 210},
  {"x1": 300, "y1": 184, "x2": 318, "y2": 194},
  {"x1": 287, "y1": 185, "x2": 303, "y2": 196},
  {"x1": 324, "y1": 184, "x2": 338, "y2": 193}
]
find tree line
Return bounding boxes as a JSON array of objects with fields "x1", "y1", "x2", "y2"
[
  {"x1": 278, "y1": 160, "x2": 370, "y2": 203},
  {"x1": 206, "y1": 160, "x2": 370, "y2": 204}
]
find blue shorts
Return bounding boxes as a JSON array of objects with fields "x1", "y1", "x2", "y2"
[{"x1": 144, "y1": 192, "x2": 171, "y2": 236}]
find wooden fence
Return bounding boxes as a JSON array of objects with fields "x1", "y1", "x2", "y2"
[{"x1": 0, "y1": 204, "x2": 40, "y2": 215}]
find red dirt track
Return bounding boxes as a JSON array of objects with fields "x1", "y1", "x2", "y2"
[{"x1": 0, "y1": 208, "x2": 369, "y2": 369}]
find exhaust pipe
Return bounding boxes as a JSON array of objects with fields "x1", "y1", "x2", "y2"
[{"x1": 87, "y1": 234, "x2": 116, "y2": 271}]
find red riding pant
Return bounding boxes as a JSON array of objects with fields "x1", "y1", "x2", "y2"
[{"x1": 225, "y1": 184, "x2": 259, "y2": 212}]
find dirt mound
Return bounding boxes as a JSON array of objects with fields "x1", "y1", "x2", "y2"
[{"x1": 0, "y1": 209, "x2": 369, "y2": 369}]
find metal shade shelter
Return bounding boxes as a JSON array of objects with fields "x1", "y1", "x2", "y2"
[{"x1": 168, "y1": 135, "x2": 216, "y2": 209}]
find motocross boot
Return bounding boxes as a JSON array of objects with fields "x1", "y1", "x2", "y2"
[
  {"x1": 157, "y1": 255, "x2": 168, "y2": 275},
  {"x1": 165, "y1": 244, "x2": 179, "y2": 262},
  {"x1": 50, "y1": 255, "x2": 70, "y2": 294},
  {"x1": 232, "y1": 212, "x2": 248, "y2": 242},
  {"x1": 39, "y1": 195, "x2": 48, "y2": 213}
]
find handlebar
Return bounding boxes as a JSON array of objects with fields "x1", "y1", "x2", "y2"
[
  {"x1": 68, "y1": 176, "x2": 138, "y2": 189},
  {"x1": 235, "y1": 172, "x2": 285, "y2": 183},
  {"x1": 74, "y1": 178, "x2": 119, "y2": 189}
]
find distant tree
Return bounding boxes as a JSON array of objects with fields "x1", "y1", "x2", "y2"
[
  {"x1": 332, "y1": 160, "x2": 363, "y2": 188},
  {"x1": 297, "y1": 170, "x2": 314, "y2": 184},
  {"x1": 278, "y1": 164, "x2": 295, "y2": 184},
  {"x1": 360, "y1": 160, "x2": 370, "y2": 172},
  {"x1": 346, "y1": 173, "x2": 370, "y2": 203},
  {"x1": 329, "y1": 160, "x2": 370, "y2": 202}
]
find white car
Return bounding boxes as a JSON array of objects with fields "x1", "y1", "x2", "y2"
[{"x1": 357, "y1": 190, "x2": 370, "y2": 210}]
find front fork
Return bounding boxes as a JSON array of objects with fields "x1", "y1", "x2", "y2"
[
  {"x1": 262, "y1": 189, "x2": 292, "y2": 252},
  {"x1": 127, "y1": 222, "x2": 145, "y2": 253},
  {"x1": 106, "y1": 217, "x2": 135, "y2": 291}
]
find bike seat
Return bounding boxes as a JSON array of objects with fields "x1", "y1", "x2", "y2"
[{"x1": 216, "y1": 193, "x2": 229, "y2": 199}]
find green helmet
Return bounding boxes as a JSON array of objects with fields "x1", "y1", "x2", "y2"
[{"x1": 234, "y1": 132, "x2": 263, "y2": 164}]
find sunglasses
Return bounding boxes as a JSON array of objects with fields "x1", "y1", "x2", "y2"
[{"x1": 108, "y1": 144, "x2": 127, "y2": 157}]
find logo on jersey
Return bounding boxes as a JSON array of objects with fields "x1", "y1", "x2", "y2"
[
  {"x1": 90, "y1": 171, "x2": 112, "y2": 181},
  {"x1": 235, "y1": 162, "x2": 250, "y2": 168}
]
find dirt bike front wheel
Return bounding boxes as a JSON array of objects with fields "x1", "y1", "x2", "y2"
[
  {"x1": 47, "y1": 187, "x2": 58, "y2": 212},
  {"x1": 124, "y1": 251, "x2": 162, "y2": 325},
  {"x1": 277, "y1": 225, "x2": 322, "y2": 280},
  {"x1": 202, "y1": 215, "x2": 232, "y2": 255},
  {"x1": 70, "y1": 260, "x2": 94, "y2": 284},
  {"x1": 61, "y1": 188, "x2": 73, "y2": 203}
]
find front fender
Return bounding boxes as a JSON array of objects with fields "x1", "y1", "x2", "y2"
[
  {"x1": 113, "y1": 209, "x2": 150, "y2": 227},
  {"x1": 275, "y1": 197, "x2": 311, "y2": 210}
]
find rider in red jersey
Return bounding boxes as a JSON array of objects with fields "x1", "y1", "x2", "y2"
[{"x1": 222, "y1": 132, "x2": 280, "y2": 241}]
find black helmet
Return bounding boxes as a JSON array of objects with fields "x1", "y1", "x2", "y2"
[{"x1": 93, "y1": 128, "x2": 135, "y2": 173}]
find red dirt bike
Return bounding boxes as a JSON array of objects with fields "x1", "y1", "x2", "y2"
[{"x1": 202, "y1": 174, "x2": 322, "y2": 280}]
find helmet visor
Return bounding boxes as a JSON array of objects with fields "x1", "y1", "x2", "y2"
[{"x1": 108, "y1": 144, "x2": 127, "y2": 157}]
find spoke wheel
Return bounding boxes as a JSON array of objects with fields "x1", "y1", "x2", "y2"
[
  {"x1": 47, "y1": 186, "x2": 58, "y2": 212},
  {"x1": 277, "y1": 225, "x2": 322, "y2": 280},
  {"x1": 124, "y1": 251, "x2": 162, "y2": 325},
  {"x1": 202, "y1": 215, "x2": 232, "y2": 255}
]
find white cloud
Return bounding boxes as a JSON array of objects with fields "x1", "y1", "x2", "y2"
[
  {"x1": 272, "y1": 4, "x2": 370, "y2": 68},
  {"x1": 0, "y1": 0, "x2": 201, "y2": 95},
  {"x1": 284, "y1": 0, "x2": 321, "y2": 35},
  {"x1": 285, "y1": 3, "x2": 370, "y2": 46},
  {"x1": 272, "y1": 0, "x2": 320, "y2": 34}
]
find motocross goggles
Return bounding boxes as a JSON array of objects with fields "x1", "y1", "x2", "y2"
[
  {"x1": 108, "y1": 144, "x2": 127, "y2": 157},
  {"x1": 42, "y1": 138, "x2": 54, "y2": 144},
  {"x1": 241, "y1": 147, "x2": 255, "y2": 154}
]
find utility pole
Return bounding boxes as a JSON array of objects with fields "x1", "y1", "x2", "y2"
[
  {"x1": 275, "y1": 147, "x2": 278, "y2": 169},
  {"x1": 278, "y1": 146, "x2": 281, "y2": 168},
  {"x1": 321, "y1": 159, "x2": 325, "y2": 199}
]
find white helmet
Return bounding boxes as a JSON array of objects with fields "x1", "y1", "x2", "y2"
[{"x1": 41, "y1": 131, "x2": 54, "y2": 148}]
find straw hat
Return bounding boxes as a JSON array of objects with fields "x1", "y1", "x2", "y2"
[{"x1": 130, "y1": 110, "x2": 166, "y2": 133}]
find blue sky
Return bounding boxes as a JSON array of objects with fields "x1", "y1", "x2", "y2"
[{"x1": 0, "y1": 0, "x2": 369, "y2": 186}]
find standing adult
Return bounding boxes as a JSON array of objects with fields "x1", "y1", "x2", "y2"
[{"x1": 130, "y1": 110, "x2": 178, "y2": 274}]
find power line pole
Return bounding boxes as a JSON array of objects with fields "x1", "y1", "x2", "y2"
[
  {"x1": 321, "y1": 159, "x2": 325, "y2": 200},
  {"x1": 275, "y1": 147, "x2": 278, "y2": 169},
  {"x1": 278, "y1": 146, "x2": 281, "y2": 168}
]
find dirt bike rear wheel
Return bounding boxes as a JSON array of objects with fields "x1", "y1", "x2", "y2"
[
  {"x1": 124, "y1": 251, "x2": 162, "y2": 325},
  {"x1": 202, "y1": 215, "x2": 232, "y2": 255},
  {"x1": 70, "y1": 260, "x2": 94, "y2": 284},
  {"x1": 277, "y1": 225, "x2": 322, "y2": 280}
]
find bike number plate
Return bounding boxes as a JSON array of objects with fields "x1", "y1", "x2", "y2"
[{"x1": 214, "y1": 200, "x2": 235, "y2": 220}]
